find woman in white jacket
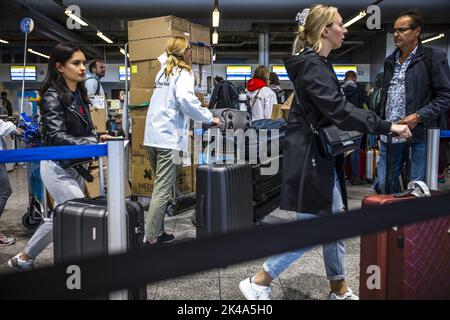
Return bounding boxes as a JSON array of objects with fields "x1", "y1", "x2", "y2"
[
  {"x1": 0, "y1": 119, "x2": 22, "y2": 246},
  {"x1": 247, "y1": 66, "x2": 277, "y2": 120},
  {"x1": 143, "y1": 36, "x2": 219, "y2": 245}
]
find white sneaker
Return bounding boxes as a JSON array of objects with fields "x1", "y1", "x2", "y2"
[
  {"x1": 239, "y1": 277, "x2": 272, "y2": 300},
  {"x1": 328, "y1": 288, "x2": 359, "y2": 300},
  {"x1": 7, "y1": 253, "x2": 35, "y2": 272},
  {"x1": 0, "y1": 233, "x2": 15, "y2": 247}
]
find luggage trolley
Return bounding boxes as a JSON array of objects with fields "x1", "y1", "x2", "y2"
[{"x1": 18, "y1": 112, "x2": 49, "y2": 230}]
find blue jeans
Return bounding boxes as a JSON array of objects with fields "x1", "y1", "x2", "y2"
[
  {"x1": 374, "y1": 140, "x2": 427, "y2": 194},
  {"x1": 263, "y1": 172, "x2": 346, "y2": 281}
]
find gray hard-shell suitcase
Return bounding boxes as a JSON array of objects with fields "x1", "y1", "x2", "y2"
[
  {"x1": 53, "y1": 196, "x2": 146, "y2": 300},
  {"x1": 195, "y1": 163, "x2": 253, "y2": 237}
]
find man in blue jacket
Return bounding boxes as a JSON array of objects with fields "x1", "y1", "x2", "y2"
[{"x1": 376, "y1": 9, "x2": 450, "y2": 193}]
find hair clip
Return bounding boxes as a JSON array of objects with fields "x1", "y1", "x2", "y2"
[{"x1": 296, "y1": 8, "x2": 310, "y2": 26}]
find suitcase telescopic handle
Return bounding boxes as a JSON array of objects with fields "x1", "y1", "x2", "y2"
[{"x1": 197, "y1": 195, "x2": 206, "y2": 227}]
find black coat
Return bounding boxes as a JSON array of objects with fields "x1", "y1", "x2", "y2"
[
  {"x1": 380, "y1": 43, "x2": 450, "y2": 141},
  {"x1": 40, "y1": 88, "x2": 97, "y2": 146},
  {"x1": 280, "y1": 49, "x2": 392, "y2": 215}
]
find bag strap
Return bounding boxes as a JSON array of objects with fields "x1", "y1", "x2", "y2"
[
  {"x1": 294, "y1": 92, "x2": 319, "y2": 135},
  {"x1": 95, "y1": 80, "x2": 101, "y2": 95},
  {"x1": 250, "y1": 89, "x2": 262, "y2": 109}
]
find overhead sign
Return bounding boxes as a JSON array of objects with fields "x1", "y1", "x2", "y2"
[
  {"x1": 226, "y1": 65, "x2": 252, "y2": 81},
  {"x1": 271, "y1": 65, "x2": 289, "y2": 81},
  {"x1": 20, "y1": 17, "x2": 34, "y2": 33},
  {"x1": 333, "y1": 65, "x2": 358, "y2": 81}
]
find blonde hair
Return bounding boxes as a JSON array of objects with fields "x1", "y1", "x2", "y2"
[
  {"x1": 253, "y1": 65, "x2": 270, "y2": 85},
  {"x1": 292, "y1": 4, "x2": 338, "y2": 55},
  {"x1": 164, "y1": 36, "x2": 192, "y2": 78}
]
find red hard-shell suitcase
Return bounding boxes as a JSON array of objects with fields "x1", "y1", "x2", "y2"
[
  {"x1": 195, "y1": 163, "x2": 253, "y2": 238},
  {"x1": 359, "y1": 134, "x2": 450, "y2": 299},
  {"x1": 360, "y1": 194, "x2": 450, "y2": 299}
]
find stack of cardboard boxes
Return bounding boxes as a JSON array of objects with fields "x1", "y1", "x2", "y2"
[{"x1": 128, "y1": 15, "x2": 211, "y2": 197}]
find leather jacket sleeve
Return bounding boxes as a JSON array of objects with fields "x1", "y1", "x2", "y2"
[{"x1": 41, "y1": 89, "x2": 98, "y2": 146}]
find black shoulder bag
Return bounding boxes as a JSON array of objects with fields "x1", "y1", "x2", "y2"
[{"x1": 294, "y1": 93, "x2": 362, "y2": 158}]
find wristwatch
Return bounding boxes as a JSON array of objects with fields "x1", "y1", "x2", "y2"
[{"x1": 415, "y1": 113, "x2": 421, "y2": 122}]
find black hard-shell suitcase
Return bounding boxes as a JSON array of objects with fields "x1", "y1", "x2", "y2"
[
  {"x1": 251, "y1": 155, "x2": 282, "y2": 221},
  {"x1": 195, "y1": 163, "x2": 253, "y2": 237},
  {"x1": 53, "y1": 196, "x2": 146, "y2": 300}
]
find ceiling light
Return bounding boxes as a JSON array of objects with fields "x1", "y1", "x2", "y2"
[
  {"x1": 28, "y1": 48, "x2": 50, "y2": 59},
  {"x1": 97, "y1": 31, "x2": 114, "y2": 44},
  {"x1": 119, "y1": 48, "x2": 130, "y2": 58},
  {"x1": 343, "y1": 11, "x2": 367, "y2": 28},
  {"x1": 212, "y1": 8, "x2": 220, "y2": 28},
  {"x1": 64, "y1": 8, "x2": 88, "y2": 26},
  {"x1": 422, "y1": 33, "x2": 445, "y2": 44},
  {"x1": 0, "y1": 38, "x2": 9, "y2": 44},
  {"x1": 212, "y1": 29, "x2": 218, "y2": 45}
]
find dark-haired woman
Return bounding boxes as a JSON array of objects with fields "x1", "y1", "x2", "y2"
[{"x1": 8, "y1": 43, "x2": 111, "y2": 271}]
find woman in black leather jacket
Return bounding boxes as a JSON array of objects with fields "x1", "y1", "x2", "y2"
[{"x1": 8, "y1": 43, "x2": 111, "y2": 271}]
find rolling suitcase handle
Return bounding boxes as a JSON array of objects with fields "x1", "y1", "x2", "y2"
[{"x1": 197, "y1": 195, "x2": 206, "y2": 227}]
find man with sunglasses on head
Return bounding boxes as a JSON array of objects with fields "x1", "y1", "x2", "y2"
[{"x1": 375, "y1": 8, "x2": 450, "y2": 194}]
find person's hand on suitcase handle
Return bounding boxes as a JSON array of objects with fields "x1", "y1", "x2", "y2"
[
  {"x1": 398, "y1": 112, "x2": 420, "y2": 129},
  {"x1": 390, "y1": 123, "x2": 412, "y2": 139},
  {"x1": 202, "y1": 117, "x2": 222, "y2": 130},
  {"x1": 211, "y1": 117, "x2": 221, "y2": 127}
]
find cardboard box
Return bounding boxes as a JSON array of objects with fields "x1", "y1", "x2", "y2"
[
  {"x1": 190, "y1": 23, "x2": 210, "y2": 44},
  {"x1": 130, "y1": 60, "x2": 161, "y2": 89},
  {"x1": 271, "y1": 104, "x2": 284, "y2": 120},
  {"x1": 128, "y1": 16, "x2": 191, "y2": 41},
  {"x1": 129, "y1": 37, "x2": 168, "y2": 62},
  {"x1": 130, "y1": 88, "x2": 154, "y2": 105},
  {"x1": 176, "y1": 166, "x2": 193, "y2": 194},
  {"x1": 191, "y1": 44, "x2": 211, "y2": 65},
  {"x1": 195, "y1": 92, "x2": 207, "y2": 108},
  {"x1": 131, "y1": 155, "x2": 154, "y2": 196},
  {"x1": 131, "y1": 155, "x2": 193, "y2": 196},
  {"x1": 85, "y1": 167, "x2": 107, "y2": 198},
  {"x1": 84, "y1": 167, "x2": 131, "y2": 198},
  {"x1": 131, "y1": 116, "x2": 147, "y2": 156},
  {"x1": 90, "y1": 108, "x2": 107, "y2": 133},
  {"x1": 91, "y1": 156, "x2": 107, "y2": 169},
  {"x1": 130, "y1": 106, "x2": 148, "y2": 118}
]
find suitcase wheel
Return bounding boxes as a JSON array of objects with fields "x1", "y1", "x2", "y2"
[{"x1": 22, "y1": 212, "x2": 42, "y2": 230}]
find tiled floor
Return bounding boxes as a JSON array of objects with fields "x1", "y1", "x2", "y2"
[{"x1": 1, "y1": 166, "x2": 449, "y2": 299}]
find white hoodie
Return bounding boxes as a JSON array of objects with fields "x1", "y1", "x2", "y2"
[
  {"x1": 143, "y1": 53, "x2": 213, "y2": 152},
  {"x1": 0, "y1": 119, "x2": 16, "y2": 151}
]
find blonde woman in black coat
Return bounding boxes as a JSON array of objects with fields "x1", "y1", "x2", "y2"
[{"x1": 239, "y1": 4, "x2": 411, "y2": 300}]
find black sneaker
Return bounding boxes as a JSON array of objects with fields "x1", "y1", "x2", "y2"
[{"x1": 157, "y1": 232, "x2": 174, "y2": 243}]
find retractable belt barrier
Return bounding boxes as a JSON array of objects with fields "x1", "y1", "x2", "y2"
[
  {"x1": 441, "y1": 130, "x2": 450, "y2": 138},
  {"x1": 0, "y1": 191, "x2": 449, "y2": 299},
  {"x1": 0, "y1": 144, "x2": 107, "y2": 163}
]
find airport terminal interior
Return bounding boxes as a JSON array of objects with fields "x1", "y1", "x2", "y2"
[{"x1": 0, "y1": 0, "x2": 449, "y2": 300}]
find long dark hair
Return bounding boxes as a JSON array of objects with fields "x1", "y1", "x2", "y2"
[{"x1": 40, "y1": 42, "x2": 89, "y2": 106}]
